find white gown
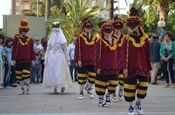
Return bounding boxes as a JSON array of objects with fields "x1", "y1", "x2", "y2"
[{"x1": 43, "y1": 43, "x2": 73, "y2": 88}]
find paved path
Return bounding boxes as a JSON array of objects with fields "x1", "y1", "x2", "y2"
[{"x1": 0, "y1": 81, "x2": 175, "y2": 115}]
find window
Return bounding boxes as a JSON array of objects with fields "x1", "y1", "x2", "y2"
[
  {"x1": 16, "y1": 12, "x2": 20, "y2": 15},
  {"x1": 22, "y1": 2, "x2": 30, "y2": 10},
  {"x1": 104, "y1": 13, "x2": 108, "y2": 18},
  {"x1": 16, "y1": 2, "x2": 20, "y2": 6},
  {"x1": 104, "y1": 0, "x2": 107, "y2": 8},
  {"x1": 92, "y1": 1, "x2": 95, "y2": 7}
]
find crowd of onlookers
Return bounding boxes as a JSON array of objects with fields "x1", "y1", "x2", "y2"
[
  {"x1": 149, "y1": 27, "x2": 175, "y2": 88},
  {"x1": 0, "y1": 34, "x2": 47, "y2": 92}
]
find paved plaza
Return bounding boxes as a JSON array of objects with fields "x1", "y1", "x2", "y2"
[{"x1": 0, "y1": 81, "x2": 175, "y2": 115}]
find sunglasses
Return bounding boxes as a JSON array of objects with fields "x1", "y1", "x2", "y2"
[
  {"x1": 85, "y1": 24, "x2": 93, "y2": 29},
  {"x1": 104, "y1": 28, "x2": 112, "y2": 33}
]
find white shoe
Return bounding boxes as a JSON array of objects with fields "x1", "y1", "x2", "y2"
[
  {"x1": 106, "y1": 95, "x2": 111, "y2": 105},
  {"x1": 112, "y1": 93, "x2": 118, "y2": 102},
  {"x1": 26, "y1": 85, "x2": 30, "y2": 95},
  {"x1": 99, "y1": 101, "x2": 108, "y2": 107},
  {"x1": 135, "y1": 102, "x2": 143, "y2": 115},
  {"x1": 87, "y1": 89, "x2": 94, "y2": 98},
  {"x1": 18, "y1": 89, "x2": 25, "y2": 95},
  {"x1": 78, "y1": 93, "x2": 84, "y2": 100},
  {"x1": 118, "y1": 89, "x2": 123, "y2": 101},
  {"x1": 128, "y1": 106, "x2": 134, "y2": 115}
]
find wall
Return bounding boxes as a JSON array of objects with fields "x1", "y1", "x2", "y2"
[{"x1": 3, "y1": 15, "x2": 46, "y2": 39}]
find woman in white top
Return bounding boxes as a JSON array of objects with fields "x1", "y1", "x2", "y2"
[{"x1": 43, "y1": 22, "x2": 73, "y2": 94}]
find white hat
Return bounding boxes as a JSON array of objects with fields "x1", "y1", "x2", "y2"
[{"x1": 53, "y1": 21, "x2": 60, "y2": 25}]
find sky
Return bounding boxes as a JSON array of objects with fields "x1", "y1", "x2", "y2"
[
  {"x1": 0, "y1": 0, "x2": 133, "y2": 28},
  {"x1": 0, "y1": 0, "x2": 11, "y2": 28}
]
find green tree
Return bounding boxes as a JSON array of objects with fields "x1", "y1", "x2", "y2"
[
  {"x1": 20, "y1": 0, "x2": 45, "y2": 16},
  {"x1": 132, "y1": 0, "x2": 175, "y2": 28},
  {"x1": 47, "y1": 0, "x2": 105, "y2": 43}
]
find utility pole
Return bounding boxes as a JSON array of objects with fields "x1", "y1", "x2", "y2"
[
  {"x1": 108, "y1": 0, "x2": 114, "y2": 20},
  {"x1": 37, "y1": 0, "x2": 38, "y2": 17}
]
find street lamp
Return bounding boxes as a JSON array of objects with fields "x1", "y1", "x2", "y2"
[{"x1": 157, "y1": 18, "x2": 166, "y2": 27}]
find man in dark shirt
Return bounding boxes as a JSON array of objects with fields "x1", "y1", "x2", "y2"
[{"x1": 150, "y1": 34, "x2": 161, "y2": 84}]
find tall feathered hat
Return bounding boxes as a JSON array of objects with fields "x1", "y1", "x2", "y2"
[
  {"x1": 126, "y1": 7, "x2": 142, "y2": 29},
  {"x1": 81, "y1": 18, "x2": 94, "y2": 33},
  {"x1": 112, "y1": 15, "x2": 124, "y2": 29},
  {"x1": 19, "y1": 19, "x2": 30, "y2": 33},
  {"x1": 98, "y1": 21, "x2": 114, "y2": 35}
]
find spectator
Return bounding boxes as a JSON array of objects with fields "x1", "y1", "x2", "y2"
[
  {"x1": 68, "y1": 37, "x2": 77, "y2": 81},
  {"x1": 40, "y1": 37, "x2": 47, "y2": 83},
  {"x1": 4, "y1": 37, "x2": 14, "y2": 89},
  {"x1": 33, "y1": 37, "x2": 43, "y2": 58},
  {"x1": 159, "y1": 27, "x2": 166, "y2": 38},
  {"x1": 0, "y1": 34, "x2": 5, "y2": 91},
  {"x1": 160, "y1": 32, "x2": 175, "y2": 88},
  {"x1": 32, "y1": 54, "x2": 41, "y2": 84},
  {"x1": 150, "y1": 34, "x2": 161, "y2": 85}
]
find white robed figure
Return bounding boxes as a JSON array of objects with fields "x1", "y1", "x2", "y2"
[{"x1": 43, "y1": 22, "x2": 73, "y2": 94}]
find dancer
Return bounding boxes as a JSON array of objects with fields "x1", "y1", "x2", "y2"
[
  {"x1": 74, "y1": 18, "x2": 97, "y2": 99},
  {"x1": 122, "y1": 8, "x2": 152, "y2": 115},
  {"x1": 95, "y1": 21, "x2": 119, "y2": 107},
  {"x1": 43, "y1": 22, "x2": 73, "y2": 94},
  {"x1": 111, "y1": 15, "x2": 126, "y2": 101},
  {"x1": 12, "y1": 19, "x2": 36, "y2": 95}
]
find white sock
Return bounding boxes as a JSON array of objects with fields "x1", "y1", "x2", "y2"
[
  {"x1": 119, "y1": 85, "x2": 124, "y2": 90},
  {"x1": 86, "y1": 81, "x2": 93, "y2": 89},
  {"x1": 24, "y1": 78, "x2": 30, "y2": 91},
  {"x1": 24, "y1": 78, "x2": 30, "y2": 86},
  {"x1": 80, "y1": 84, "x2": 84, "y2": 92},
  {"x1": 129, "y1": 101, "x2": 134, "y2": 107},
  {"x1": 136, "y1": 98, "x2": 142, "y2": 103},
  {"x1": 19, "y1": 80, "x2": 24, "y2": 90}
]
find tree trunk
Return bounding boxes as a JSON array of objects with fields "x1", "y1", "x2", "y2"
[
  {"x1": 45, "y1": 0, "x2": 51, "y2": 37},
  {"x1": 108, "y1": 0, "x2": 114, "y2": 20},
  {"x1": 45, "y1": 0, "x2": 51, "y2": 21},
  {"x1": 157, "y1": 1, "x2": 169, "y2": 28}
]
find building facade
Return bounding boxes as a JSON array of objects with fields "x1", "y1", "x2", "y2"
[{"x1": 11, "y1": 0, "x2": 31, "y2": 15}]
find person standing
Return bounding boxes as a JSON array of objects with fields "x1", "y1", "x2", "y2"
[
  {"x1": 0, "y1": 34, "x2": 5, "y2": 91},
  {"x1": 40, "y1": 37, "x2": 47, "y2": 83},
  {"x1": 43, "y1": 22, "x2": 73, "y2": 94},
  {"x1": 74, "y1": 18, "x2": 97, "y2": 99},
  {"x1": 4, "y1": 38, "x2": 13, "y2": 89},
  {"x1": 122, "y1": 8, "x2": 152, "y2": 115},
  {"x1": 68, "y1": 37, "x2": 77, "y2": 81},
  {"x1": 150, "y1": 35, "x2": 161, "y2": 85},
  {"x1": 95, "y1": 21, "x2": 119, "y2": 107},
  {"x1": 12, "y1": 19, "x2": 36, "y2": 95},
  {"x1": 160, "y1": 32, "x2": 175, "y2": 88},
  {"x1": 111, "y1": 16, "x2": 126, "y2": 101}
]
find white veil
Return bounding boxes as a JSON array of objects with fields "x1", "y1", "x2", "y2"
[{"x1": 47, "y1": 28, "x2": 67, "y2": 46}]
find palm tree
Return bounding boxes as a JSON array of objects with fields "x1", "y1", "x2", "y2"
[
  {"x1": 45, "y1": 0, "x2": 51, "y2": 21},
  {"x1": 131, "y1": 0, "x2": 174, "y2": 27},
  {"x1": 45, "y1": 0, "x2": 51, "y2": 36},
  {"x1": 47, "y1": 0, "x2": 105, "y2": 43}
]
